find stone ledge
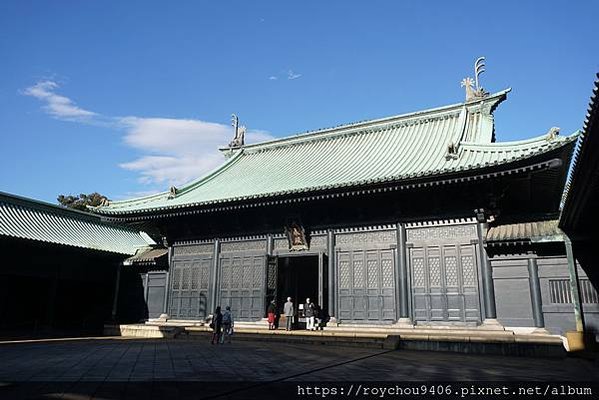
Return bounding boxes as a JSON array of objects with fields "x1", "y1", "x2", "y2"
[
  {"x1": 184, "y1": 330, "x2": 389, "y2": 349},
  {"x1": 108, "y1": 323, "x2": 567, "y2": 356},
  {"x1": 103, "y1": 324, "x2": 183, "y2": 338},
  {"x1": 179, "y1": 327, "x2": 565, "y2": 356},
  {"x1": 399, "y1": 339, "x2": 566, "y2": 357}
]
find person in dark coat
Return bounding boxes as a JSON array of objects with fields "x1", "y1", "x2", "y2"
[
  {"x1": 211, "y1": 306, "x2": 223, "y2": 344},
  {"x1": 267, "y1": 300, "x2": 277, "y2": 330}
]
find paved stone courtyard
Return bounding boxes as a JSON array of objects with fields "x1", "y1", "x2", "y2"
[{"x1": 0, "y1": 338, "x2": 597, "y2": 399}]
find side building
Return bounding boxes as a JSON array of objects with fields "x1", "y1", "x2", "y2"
[
  {"x1": 0, "y1": 192, "x2": 153, "y2": 336},
  {"x1": 96, "y1": 85, "x2": 598, "y2": 338},
  {"x1": 559, "y1": 73, "x2": 599, "y2": 344}
]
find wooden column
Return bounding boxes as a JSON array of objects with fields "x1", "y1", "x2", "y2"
[
  {"x1": 396, "y1": 223, "x2": 410, "y2": 321},
  {"x1": 318, "y1": 252, "x2": 324, "y2": 308},
  {"x1": 111, "y1": 264, "x2": 122, "y2": 322},
  {"x1": 266, "y1": 234, "x2": 274, "y2": 256},
  {"x1": 162, "y1": 246, "x2": 173, "y2": 315},
  {"x1": 209, "y1": 239, "x2": 220, "y2": 314},
  {"x1": 476, "y1": 209, "x2": 497, "y2": 320},
  {"x1": 527, "y1": 256, "x2": 545, "y2": 328},
  {"x1": 327, "y1": 230, "x2": 336, "y2": 319},
  {"x1": 563, "y1": 235, "x2": 585, "y2": 332}
]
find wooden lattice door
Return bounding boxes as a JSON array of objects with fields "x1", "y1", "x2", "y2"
[
  {"x1": 410, "y1": 243, "x2": 480, "y2": 323},
  {"x1": 337, "y1": 249, "x2": 396, "y2": 322},
  {"x1": 219, "y1": 254, "x2": 265, "y2": 321}
]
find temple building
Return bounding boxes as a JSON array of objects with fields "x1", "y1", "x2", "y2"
[
  {"x1": 94, "y1": 71, "x2": 598, "y2": 340},
  {"x1": 2, "y1": 67, "x2": 597, "y2": 346}
]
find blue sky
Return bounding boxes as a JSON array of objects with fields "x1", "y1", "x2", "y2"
[{"x1": 1, "y1": 1, "x2": 598, "y2": 203}]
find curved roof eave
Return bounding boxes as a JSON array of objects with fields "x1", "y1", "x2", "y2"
[{"x1": 98, "y1": 134, "x2": 576, "y2": 217}]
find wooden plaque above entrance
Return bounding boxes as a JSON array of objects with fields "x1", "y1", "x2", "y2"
[{"x1": 285, "y1": 222, "x2": 308, "y2": 251}]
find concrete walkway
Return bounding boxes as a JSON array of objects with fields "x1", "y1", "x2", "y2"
[{"x1": 0, "y1": 338, "x2": 597, "y2": 399}]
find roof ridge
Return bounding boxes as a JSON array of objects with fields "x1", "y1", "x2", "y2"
[
  {"x1": 0, "y1": 191, "x2": 103, "y2": 220},
  {"x1": 99, "y1": 190, "x2": 167, "y2": 208},
  {"x1": 461, "y1": 130, "x2": 580, "y2": 149},
  {"x1": 0, "y1": 191, "x2": 140, "y2": 232},
  {"x1": 102, "y1": 150, "x2": 246, "y2": 209},
  {"x1": 238, "y1": 89, "x2": 511, "y2": 153},
  {"x1": 175, "y1": 150, "x2": 246, "y2": 196}
]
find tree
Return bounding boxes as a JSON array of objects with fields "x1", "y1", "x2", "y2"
[{"x1": 57, "y1": 192, "x2": 109, "y2": 211}]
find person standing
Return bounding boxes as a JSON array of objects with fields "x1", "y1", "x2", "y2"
[
  {"x1": 221, "y1": 306, "x2": 234, "y2": 344},
  {"x1": 267, "y1": 300, "x2": 277, "y2": 330},
  {"x1": 210, "y1": 306, "x2": 223, "y2": 344},
  {"x1": 304, "y1": 298, "x2": 316, "y2": 331},
  {"x1": 283, "y1": 297, "x2": 294, "y2": 331}
]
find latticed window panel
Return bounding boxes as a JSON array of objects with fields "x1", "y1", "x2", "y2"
[
  {"x1": 339, "y1": 261, "x2": 350, "y2": 289},
  {"x1": 267, "y1": 262, "x2": 277, "y2": 290},
  {"x1": 444, "y1": 256, "x2": 458, "y2": 286},
  {"x1": 252, "y1": 263, "x2": 262, "y2": 288},
  {"x1": 461, "y1": 256, "x2": 475, "y2": 286},
  {"x1": 200, "y1": 265, "x2": 210, "y2": 289},
  {"x1": 181, "y1": 267, "x2": 191, "y2": 290},
  {"x1": 381, "y1": 259, "x2": 394, "y2": 288},
  {"x1": 191, "y1": 267, "x2": 199, "y2": 290},
  {"x1": 221, "y1": 265, "x2": 230, "y2": 289},
  {"x1": 243, "y1": 265, "x2": 252, "y2": 287},
  {"x1": 353, "y1": 259, "x2": 365, "y2": 288},
  {"x1": 580, "y1": 279, "x2": 599, "y2": 304},
  {"x1": 429, "y1": 257, "x2": 441, "y2": 287},
  {"x1": 172, "y1": 267, "x2": 181, "y2": 290},
  {"x1": 231, "y1": 260, "x2": 242, "y2": 288},
  {"x1": 367, "y1": 259, "x2": 378, "y2": 287},
  {"x1": 549, "y1": 279, "x2": 571, "y2": 304},
  {"x1": 412, "y1": 257, "x2": 425, "y2": 288}
]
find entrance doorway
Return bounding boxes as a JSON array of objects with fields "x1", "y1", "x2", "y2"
[
  {"x1": 276, "y1": 256, "x2": 319, "y2": 311},
  {"x1": 266, "y1": 254, "x2": 328, "y2": 327}
]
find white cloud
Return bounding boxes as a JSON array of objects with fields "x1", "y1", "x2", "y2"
[
  {"x1": 23, "y1": 79, "x2": 275, "y2": 189},
  {"x1": 120, "y1": 154, "x2": 224, "y2": 186},
  {"x1": 268, "y1": 76, "x2": 278, "y2": 80},
  {"x1": 117, "y1": 117, "x2": 275, "y2": 186},
  {"x1": 287, "y1": 70, "x2": 302, "y2": 80},
  {"x1": 119, "y1": 117, "x2": 228, "y2": 156},
  {"x1": 22, "y1": 80, "x2": 97, "y2": 120}
]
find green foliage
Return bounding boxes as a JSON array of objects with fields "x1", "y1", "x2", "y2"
[{"x1": 57, "y1": 192, "x2": 108, "y2": 211}]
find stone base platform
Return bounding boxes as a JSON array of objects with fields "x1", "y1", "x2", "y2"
[{"x1": 104, "y1": 322, "x2": 566, "y2": 357}]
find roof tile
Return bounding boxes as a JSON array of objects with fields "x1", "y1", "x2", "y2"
[{"x1": 0, "y1": 192, "x2": 151, "y2": 254}]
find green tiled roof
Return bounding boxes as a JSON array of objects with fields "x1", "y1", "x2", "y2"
[
  {"x1": 124, "y1": 246, "x2": 169, "y2": 267},
  {"x1": 97, "y1": 90, "x2": 579, "y2": 215},
  {"x1": 0, "y1": 192, "x2": 152, "y2": 255},
  {"x1": 487, "y1": 220, "x2": 563, "y2": 243}
]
